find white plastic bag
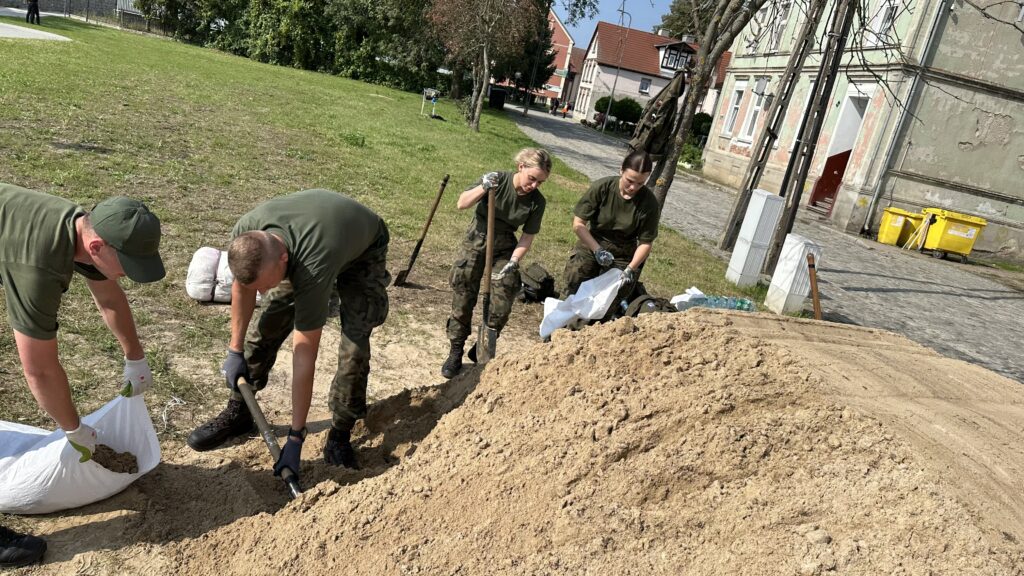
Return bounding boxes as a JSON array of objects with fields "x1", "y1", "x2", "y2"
[
  {"x1": 213, "y1": 250, "x2": 234, "y2": 303},
  {"x1": 185, "y1": 246, "x2": 221, "y2": 302},
  {"x1": 540, "y1": 269, "x2": 623, "y2": 338},
  {"x1": 0, "y1": 395, "x2": 161, "y2": 514}
]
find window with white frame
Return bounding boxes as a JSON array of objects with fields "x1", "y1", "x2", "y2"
[
  {"x1": 768, "y1": 0, "x2": 792, "y2": 52},
  {"x1": 741, "y1": 78, "x2": 768, "y2": 140},
  {"x1": 866, "y1": 0, "x2": 898, "y2": 47},
  {"x1": 723, "y1": 81, "x2": 747, "y2": 135},
  {"x1": 639, "y1": 78, "x2": 652, "y2": 95}
]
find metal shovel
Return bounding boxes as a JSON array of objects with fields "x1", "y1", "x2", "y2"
[
  {"x1": 393, "y1": 174, "x2": 450, "y2": 286},
  {"x1": 236, "y1": 380, "x2": 302, "y2": 499}
]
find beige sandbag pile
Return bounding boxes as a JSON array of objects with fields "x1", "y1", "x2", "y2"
[{"x1": 148, "y1": 312, "x2": 1024, "y2": 575}]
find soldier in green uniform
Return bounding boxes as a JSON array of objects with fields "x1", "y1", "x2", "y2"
[
  {"x1": 562, "y1": 151, "x2": 659, "y2": 298},
  {"x1": 0, "y1": 184, "x2": 164, "y2": 568},
  {"x1": 441, "y1": 148, "x2": 551, "y2": 379},
  {"x1": 186, "y1": 189, "x2": 390, "y2": 476}
]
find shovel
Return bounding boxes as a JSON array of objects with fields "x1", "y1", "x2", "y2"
[
  {"x1": 476, "y1": 184, "x2": 498, "y2": 364},
  {"x1": 236, "y1": 380, "x2": 303, "y2": 499},
  {"x1": 393, "y1": 174, "x2": 450, "y2": 286}
]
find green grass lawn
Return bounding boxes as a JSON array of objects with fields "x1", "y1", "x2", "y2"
[{"x1": 0, "y1": 16, "x2": 762, "y2": 429}]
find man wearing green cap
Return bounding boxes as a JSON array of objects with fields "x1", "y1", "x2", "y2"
[{"x1": 0, "y1": 183, "x2": 164, "y2": 568}]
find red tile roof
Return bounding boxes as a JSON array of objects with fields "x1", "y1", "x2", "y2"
[
  {"x1": 588, "y1": 22, "x2": 695, "y2": 77},
  {"x1": 569, "y1": 47, "x2": 586, "y2": 75}
]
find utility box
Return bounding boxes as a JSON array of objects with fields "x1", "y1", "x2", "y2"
[
  {"x1": 765, "y1": 234, "x2": 823, "y2": 315},
  {"x1": 726, "y1": 189, "x2": 784, "y2": 287}
]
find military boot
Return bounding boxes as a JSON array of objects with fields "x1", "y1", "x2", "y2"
[
  {"x1": 186, "y1": 399, "x2": 255, "y2": 451},
  {"x1": 0, "y1": 526, "x2": 46, "y2": 568},
  {"x1": 441, "y1": 339, "x2": 465, "y2": 379},
  {"x1": 324, "y1": 426, "x2": 359, "y2": 470}
]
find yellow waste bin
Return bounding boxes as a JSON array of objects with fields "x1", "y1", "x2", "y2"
[
  {"x1": 901, "y1": 211, "x2": 925, "y2": 248},
  {"x1": 922, "y1": 208, "x2": 987, "y2": 261},
  {"x1": 877, "y1": 207, "x2": 920, "y2": 246}
]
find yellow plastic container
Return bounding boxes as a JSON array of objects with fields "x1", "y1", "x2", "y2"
[
  {"x1": 877, "y1": 207, "x2": 919, "y2": 246},
  {"x1": 901, "y1": 211, "x2": 925, "y2": 248},
  {"x1": 922, "y1": 208, "x2": 987, "y2": 257}
]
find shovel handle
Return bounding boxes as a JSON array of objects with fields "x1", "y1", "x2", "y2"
[{"x1": 236, "y1": 381, "x2": 302, "y2": 499}]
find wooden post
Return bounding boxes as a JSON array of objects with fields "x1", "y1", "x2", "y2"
[{"x1": 807, "y1": 253, "x2": 822, "y2": 321}]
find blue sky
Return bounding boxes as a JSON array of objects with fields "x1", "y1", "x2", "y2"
[{"x1": 554, "y1": 0, "x2": 674, "y2": 50}]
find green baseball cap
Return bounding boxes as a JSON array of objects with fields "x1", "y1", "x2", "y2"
[{"x1": 91, "y1": 197, "x2": 165, "y2": 283}]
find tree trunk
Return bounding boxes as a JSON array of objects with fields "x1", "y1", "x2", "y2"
[
  {"x1": 451, "y1": 61, "x2": 463, "y2": 100},
  {"x1": 653, "y1": 65, "x2": 712, "y2": 207},
  {"x1": 468, "y1": 60, "x2": 482, "y2": 122},
  {"x1": 470, "y1": 43, "x2": 490, "y2": 132}
]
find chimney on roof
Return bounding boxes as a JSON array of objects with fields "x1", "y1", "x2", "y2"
[
  {"x1": 680, "y1": 34, "x2": 697, "y2": 44},
  {"x1": 656, "y1": 28, "x2": 674, "y2": 37}
]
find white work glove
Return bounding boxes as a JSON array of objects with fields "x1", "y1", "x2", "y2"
[
  {"x1": 481, "y1": 172, "x2": 500, "y2": 191},
  {"x1": 492, "y1": 259, "x2": 519, "y2": 281},
  {"x1": 66, "y1": 423, "x2": 97, "y2": 463},
  {"x1": 594, "y1": 249, "x2": 614, "y2": 268},
  {"x1": 121, "y1": 356, "x2": 152, "y2": 397}
]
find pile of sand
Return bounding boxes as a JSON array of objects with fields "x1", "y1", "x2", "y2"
[{"x1": 122, "y1": 311, "x2": 1022, "y2": 575}]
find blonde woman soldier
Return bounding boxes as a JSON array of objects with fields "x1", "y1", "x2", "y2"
[{"x1": 441, "y1": 148, "x2": 551, "y2": 378}]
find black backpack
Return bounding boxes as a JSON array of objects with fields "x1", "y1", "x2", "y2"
[
  {"x1": 519, "y1": 263, "x2": 557, "y2": 303},
  {"x1": 623, "y1": 294, "x2": 677, "y2": 317}
]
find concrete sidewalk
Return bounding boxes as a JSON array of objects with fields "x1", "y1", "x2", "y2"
[
  {"x1": 509, "y1": 105, "x2": 1024, "y2": 384},
  {"x1": 0, "y1": 8, "x2": 70, "y2": 40}
]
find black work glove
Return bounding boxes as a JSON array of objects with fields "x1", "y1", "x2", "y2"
[
  {"x1": 274, "y1": 427, "x2": 305, "y2": 479},
  {"x1": 620, "y1": 266, "x2": 636, "y2": 287},
  {"x1": 594, "y1": 249, "x2": 614, "y2": 268},
  {"x1": 221, "y1": 349, "x2": 250, "y2": 392}
]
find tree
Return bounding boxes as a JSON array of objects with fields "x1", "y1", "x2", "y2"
[
  {"x1": 328, "y1": 0, "x2": 445, "y2": 92},
  {"x1": 658, "y1": 0, "x2": 714, "y2": 37},
  {"x1": 428, "y1": 0, "x2": 543, "y2": 131},
  {"x1": 491, "y1": 7, "x2": 557, "y2": 96}
]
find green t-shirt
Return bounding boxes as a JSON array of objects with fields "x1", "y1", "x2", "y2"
[
  {"x1": 232, "y1": 189, "x2": 383, "y2": 332},
  {"x1": 573, "y1": 176, "x2": 661, "y2": 246},
  {"x1": 0, "y1": 184, "x2": 107, "y2": 340},
  {"x1": 470, "y1": 171, "x2": 546, "y2": 236}
]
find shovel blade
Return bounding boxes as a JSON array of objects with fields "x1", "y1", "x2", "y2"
[
  {"x1": 392, "y1": 269, "x2": 410, "y2": 286},
  {"x1": 476, "y1": 325, "x2": 497, "y2": 364}
]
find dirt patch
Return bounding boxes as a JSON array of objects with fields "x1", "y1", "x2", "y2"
[{"x1": 91, "y1": 445, "x2": 138, "y2": 475}]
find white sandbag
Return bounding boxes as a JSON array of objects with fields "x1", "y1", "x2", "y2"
[
  {"x1": 214, "y1": 250, "x2": 233, "y2": 303},
  {"x1": 540, "y1": 269, "x2": 623, "y2": 338},
  {"x1": 185, "y1": 246, "x2": 220, "y2": 302},
  {"x1": 0, "y1": 395, "x2": 161, "y2": 514}
]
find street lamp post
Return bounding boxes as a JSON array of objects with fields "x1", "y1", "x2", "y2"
[{"x1": 601, "y1": 5, "x2": 632, "y2": 133}]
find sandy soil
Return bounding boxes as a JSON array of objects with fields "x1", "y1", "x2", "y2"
[{"x1": 10, "y1": 309, "x2": 1023, "y2": 575}]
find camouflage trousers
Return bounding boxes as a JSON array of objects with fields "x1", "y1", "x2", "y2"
[
  {"x1": 238, "y1": 223, "x2": 391, "y2": 432},
  {"x1": 446, "y1": 227, "x2": 521, "y2": 342},
  {"x1": 561, "y1": 239, "x2": 644, "y2": 298}
]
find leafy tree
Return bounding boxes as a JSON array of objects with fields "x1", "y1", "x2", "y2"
[
  {"x1": 428, "y1": 0, "x2": 544, "y2": 131},
  {"x1": 328, "y1": 0, "x2": 445, "y2": 91},
  {"x1": 657, "y1": 0, "x2": 713, "y2": 37},
  {"x1": 244, "y1": 0, "x2": 334, "y2": 71},
  {"x1": 491, "y1": 8, "x2": 557, "y2": 97}
]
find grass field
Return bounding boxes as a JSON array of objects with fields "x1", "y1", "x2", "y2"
[{"x1": 0, "y1": 16, "x2": 763, "y2": 430}]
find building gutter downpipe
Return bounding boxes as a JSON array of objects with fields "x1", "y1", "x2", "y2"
[{"x1": 861, "y1": 0, "x2": 948, "y2": 234}]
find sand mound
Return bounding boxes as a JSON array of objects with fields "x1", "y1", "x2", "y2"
[{"x1": 123, "y1": 312, "x2": 1022, "y2": 575}]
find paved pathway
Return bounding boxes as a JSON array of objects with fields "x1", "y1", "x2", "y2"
[
  {"x1": 0, "y1": 8, "x2": 70, "y2": 40},
  {"x1": 510, "y1": 105, "x2": 1024, "y2": 384}
]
